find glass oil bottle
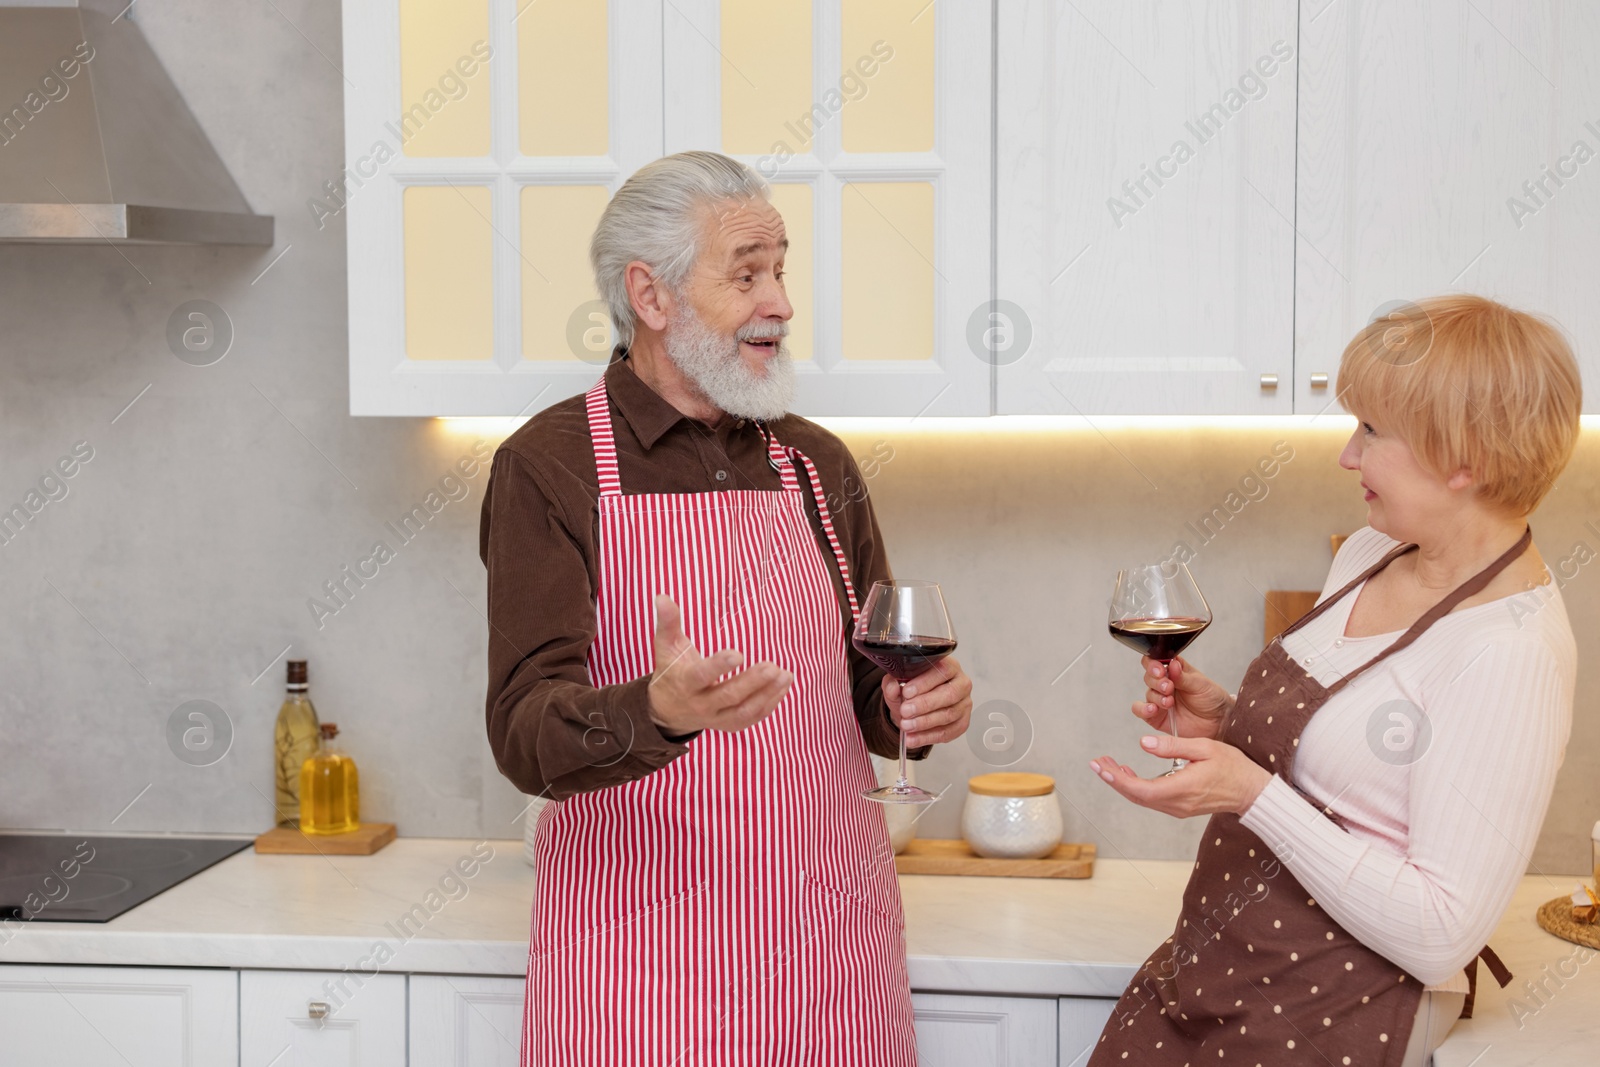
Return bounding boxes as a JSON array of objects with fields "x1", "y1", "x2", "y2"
[
  {"x1": 273, "y1": 660, "x2": 320, "y2": 827},
  {"x1": 299, "y1": 723, "x2": 360, "y2": 835}
]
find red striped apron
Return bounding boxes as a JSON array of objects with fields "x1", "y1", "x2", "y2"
[{"x1": 521, "y1": 378, "x2": 917, "y2": 1066}]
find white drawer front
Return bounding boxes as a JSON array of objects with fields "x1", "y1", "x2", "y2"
[
  {"x1": 912, "y1": 992, "x2": 1058, "y2": 1067},
  {"x1": 0, "y1": 963, "x2": 237, "y2": 1067},
  {"x1": 409, "y1": 974, "x2": 524, "y2": 1066},
  {"x1": 240, "y1": 969, "x2": 405, "y2": 1067}
]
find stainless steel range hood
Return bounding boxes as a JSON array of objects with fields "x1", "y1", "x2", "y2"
[{"x1": 0, "y1": 1, "x2": 272, "y2": 245}]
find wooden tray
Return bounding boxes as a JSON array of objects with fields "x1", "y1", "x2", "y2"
[
  {"x1": 254, "y1": 822, "x2": 396, "y2": 855},
  {"x1": 894, "y1": 838, "x2": 1095, "y2": 879}
]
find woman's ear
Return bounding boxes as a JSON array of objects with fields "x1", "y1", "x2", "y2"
[{"x1": 625, "y1": 260, "x2": 673, "y2": 334}]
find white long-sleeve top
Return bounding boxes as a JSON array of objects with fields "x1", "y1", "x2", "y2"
[{"x1": 1237, "y1": 525, "x2": 1576, "y2": 992}]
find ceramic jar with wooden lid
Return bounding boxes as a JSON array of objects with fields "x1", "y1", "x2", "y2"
[{"x1": 961, "y1": 772, "x2": 1064, "y2": 859}]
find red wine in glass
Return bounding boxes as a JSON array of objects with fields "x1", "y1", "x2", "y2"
[
  {"x1": 854, "y1": 635, "x2": 959, "y2": 680},
  {"x1": 1107, "y1": 617, "x2": 1210, "y2": 663},
  {"x1": 1109, "y1": 565, "x2": 1213, "y2": 776},
  {"x1": 855, "y1": 580, "x2": 956, "y2": 805}
]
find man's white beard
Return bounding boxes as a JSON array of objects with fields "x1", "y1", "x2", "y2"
[{"x1": 665, "y1": 304, "x2": 795, "y2": 421}]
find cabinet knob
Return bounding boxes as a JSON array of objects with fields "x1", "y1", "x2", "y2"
[
  {"x1": 1310, "y1": 372, "x2": 1329, "y2": 389},
  {"x1": 1259, "y1": 374, "x2": 1279, "y2": 390},
  {"x1": 307, "y1": 1001, "x2": 331, "y2": 1020}
]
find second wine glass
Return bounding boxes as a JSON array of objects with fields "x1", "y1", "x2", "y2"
[
  {"x1": 854, "y1": 579, "x2": 957, "y2": 805},
  {"x1": 1108, "y1": 564, "x2": 1212, "y2": 776}
]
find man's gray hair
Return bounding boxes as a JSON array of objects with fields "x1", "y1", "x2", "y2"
[{"x1": 590, "y1": 151, "x2": 770, "y2": 347}]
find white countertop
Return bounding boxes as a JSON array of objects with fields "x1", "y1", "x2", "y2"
[
  {"x1": 0, "y1": 837, "x2": 1187, "y2": 989},
  {"x1": 0, "y1": 838, "x2": 1590, "y2": 1062}
]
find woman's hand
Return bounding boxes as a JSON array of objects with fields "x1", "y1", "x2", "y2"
[
  {"x1": 1089, "y1": 735, "x2": 1271, "y2": 818},
  {"x1": 1132, "y1": 655, "x2": 1234, "y2": 741}
]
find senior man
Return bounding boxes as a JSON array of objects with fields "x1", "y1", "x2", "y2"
[{"x1": 480, "y1": 151, "x2": 973, "y2": 1065}]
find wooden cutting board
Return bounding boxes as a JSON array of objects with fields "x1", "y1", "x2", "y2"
[
  {"x1": 894, "y1": 838, "x2": 1096, "y2": 879},
  {"x1": 253, "y1": 822, "x2": 396, "y2": 855}
]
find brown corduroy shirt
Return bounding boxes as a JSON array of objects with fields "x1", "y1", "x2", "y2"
[{"x1": 479, "y1": 355, "x2": 922, "y2": 801}]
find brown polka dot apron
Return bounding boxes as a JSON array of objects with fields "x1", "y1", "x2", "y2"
[{"x1": 1089, "y1": 527, "x2": 1530, "y2": 1066}]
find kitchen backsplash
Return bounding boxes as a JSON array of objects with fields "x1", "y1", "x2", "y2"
[{"x1": 0, "y1": 4, "x2": 1593, "y2": 874}]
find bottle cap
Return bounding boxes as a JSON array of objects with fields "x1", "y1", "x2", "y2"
[
  {"x1": 287, "y1": 660, "x2": 308, "y2": 686},
  {"x1": 320, "y1": 723, "x2": 338, "y2": 740}
]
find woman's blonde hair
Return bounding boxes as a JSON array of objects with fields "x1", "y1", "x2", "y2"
[{"x1": 1337, "y1": 294, "x2": 1582, "y2": 516}]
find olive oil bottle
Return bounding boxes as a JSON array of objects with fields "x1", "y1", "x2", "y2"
[
  {"x1": 299, "y1": 723, "x2": 360, "y2": 835},
  {"x1": 273, "y1": 660, "x2": 320, "y2": 827}
]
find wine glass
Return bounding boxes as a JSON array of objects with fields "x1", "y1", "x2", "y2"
[
  {"x1": 1108, "y1": 564, "x2": 1212, "y2": 776},
  {"x1": 854, "y1": 579, "x2": 957, "y2": 805}
]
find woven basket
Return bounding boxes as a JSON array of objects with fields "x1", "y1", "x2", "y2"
[{"x1": 1535, "y1": 896, "x2": 1600, "y2": 951}]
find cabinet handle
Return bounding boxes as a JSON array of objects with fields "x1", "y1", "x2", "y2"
[
  {"x1": 1310, "y1": 373, "x2": 1329, "y2": 389},
  {"x1": 307, "y1": 1001, "x2": 330, "y2": 1020},
  {"x1": 1259, "y1": 374, "x2": 1279, "y2": 390}
]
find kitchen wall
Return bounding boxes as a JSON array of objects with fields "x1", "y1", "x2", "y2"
[{"x1": 0, "y1": 3, "x2": 1593, "y2": 874}]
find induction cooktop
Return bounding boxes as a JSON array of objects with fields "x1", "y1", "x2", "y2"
[{"x1": 0, "y1": 834, "x2": 252, "y2": 923}]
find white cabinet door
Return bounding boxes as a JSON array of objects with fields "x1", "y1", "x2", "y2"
[
  {"x1": 663, "y1": 0, "x2": 994, "y2": 415},
  {"x1": 239, "y1": 969, "x2": 406, "y2": 1067},
  {"x1": 912, "y1": 992, "x2": 1057, "y2": 1067},
  {"x1": 997, "y1": 0, "x2": 1299, "y2": 414},
  {"x1": 410, "y1": 975, "x2": 524, "y2": 1067},
  {"x1": 343, "y1": 0, "x2": 663, "y2": 415},
  {"x1": 0, "y1": 964, "x2": 237, "y2": 1067},
  {"x1": 1295, "y1": 0, "x2": 1600, "y2": 413},
  {"x1": 1058, "y1": 996, "x2": 1117, "y2": 1067}
]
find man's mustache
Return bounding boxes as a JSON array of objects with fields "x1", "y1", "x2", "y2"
[{"x1": 737, "y1": 322, "x2": 789, "y2": 342}]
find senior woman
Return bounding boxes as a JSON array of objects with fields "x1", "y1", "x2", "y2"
[{"x1": 1086, "y1": 294, "x2": 1580, "y2": 1067}]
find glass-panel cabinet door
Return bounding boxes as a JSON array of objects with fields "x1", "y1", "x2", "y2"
[
  {"x1": 995, "y1": 0, "x2": 1298, "y2": 415},
  {"x1": 344, "y1": 0, "x2": 663, "y2": 415},
  {"x1": 662, "y1": 0, "x2": 994, "y2": 416}
]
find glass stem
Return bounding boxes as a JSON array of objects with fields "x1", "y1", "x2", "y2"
[
  {"x1": 1168, "y1": 706, "x2": 1184, "y2": 772},
  {"x1": 895, "y1": 680, "x2": 910, "y2": 788},
  {"x1": 1163, "y1": 657, "x2": 1185, "y2": 773}
]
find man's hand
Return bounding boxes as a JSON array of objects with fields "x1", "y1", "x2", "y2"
[
  {"x1": 883, "y1": 656, "x2": 973, "y2": 747},
  {"x1": 647, "y1": 595, "x2": 793, "y2": 736}
]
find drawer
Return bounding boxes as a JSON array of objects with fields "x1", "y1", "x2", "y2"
[
  {"x1": 0, "y1": 963, "x2": 237, "y2": 1067},
  {"x1": 240, "y1": 968, "x2": 405, "y2": 1067}
]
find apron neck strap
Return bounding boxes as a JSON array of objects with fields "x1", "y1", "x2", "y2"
[
  {"x1": 1278, "y1": 541, "x2": 1420, "y2": 641},
  {"x1": 755, "y1": 420, "x2": 803, "y2": 493},
  {"x1": 584, "y1": 378, "x2": 623, "y2": 497},
  {"x1": 1324, "y1": 525, "x2": 1533, "y2": 697},
  {"x1": 759, "y1": 424, "x2": 861, "y2": 625}
]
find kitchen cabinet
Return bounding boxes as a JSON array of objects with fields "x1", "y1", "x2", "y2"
[
  {"x1": 409, "y1": 974, "x2": 524, "y2": 1066},
  {"x1": 342, "y1": 0, "x2": 663, "y2": 417},
  {"x1": 1295, "y1": 0, "x2": 1600, "y2": 413},
  {"x1": 662, "y1": 0, "x2": 993, "y2": 415},
  {"x1": 0, "y1": 964, "x2": 237, "y2": 1067},
  {"x1": 1058, "y1": 996, "x2": 1118, "y2": 1066},
  {"x1": 343, "y1": 0, "x2": 991, "y2": 417},
  {"x1": 343, "y1": 1, "x2": 1600, "y2": 419},
  {"x1": 995, "y1": 0, "x2": 1299, "y2": 415},
  {"x1": 1292, "y1": 0, "x2": 1600, "y2": 412},
  {"x1": 912, "y1": 992, "x2": 1058, "y2": 1066},
  {"x1": 404, "y1": 978, "x2": 1063, "y2": 1064},
  {"x1": 239, "y1": 969, "x2": 406, "y2": 1067}
]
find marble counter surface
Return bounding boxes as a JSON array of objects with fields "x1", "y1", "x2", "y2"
[
  {"x1": 1431, "y1": 875, "x2": 1598, "y2": 1067},
  {"x1": 0, "y1": 835, "x2": 1592, "y2": 1066},
  {"x1": 0, "y1": 837, "x2": 1190, "y2": 991},
  {"x1": 0, "y1": 836, "x2": 534, "y2": 975}
]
